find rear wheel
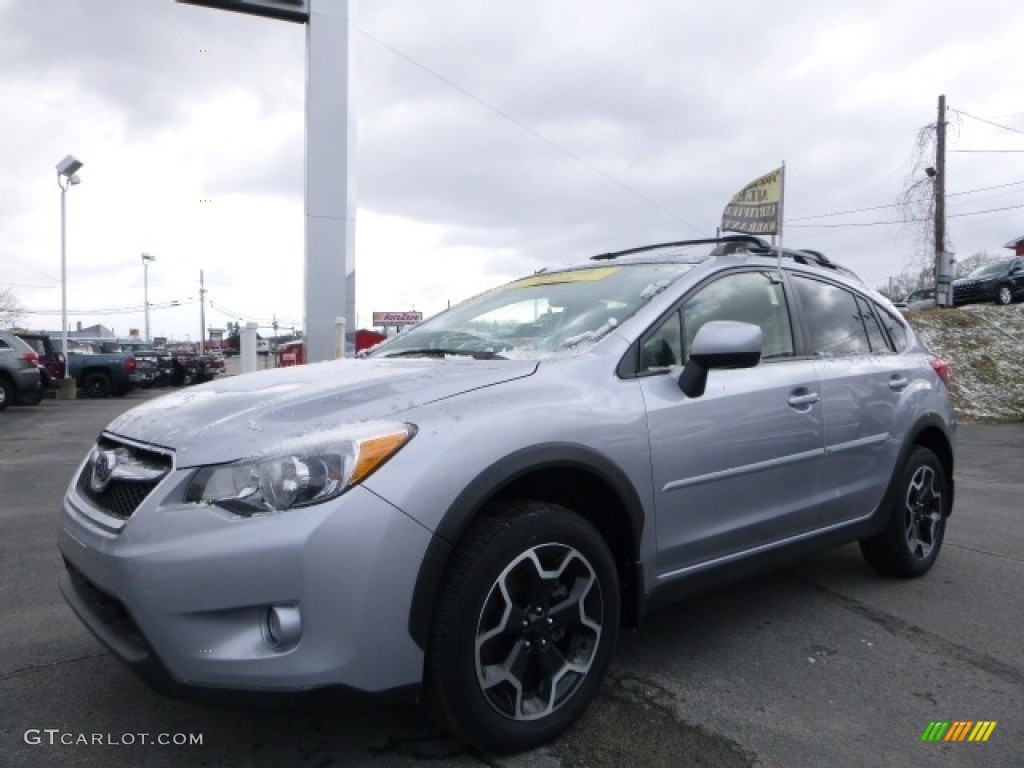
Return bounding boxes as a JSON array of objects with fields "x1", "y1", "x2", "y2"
[
  {"x1": 17, "y1": 387, "x2": 44, "y2": 406},
  {"x1": 996, "y1": 284, "x2": 1012, "y2": 305},
  {"x1": 860, "y1": 446, "x2": 949, "y2": 577},
  {"x1": 82, "y1": 372, "x2": 112, "y2": 398},
  {"x1": 427, "y1": 499, "x2": 620, "y2": 752}
]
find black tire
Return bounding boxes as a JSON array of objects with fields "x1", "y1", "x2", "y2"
[
  {"x1": 426, "y1": 499, "x2": 620, "y2": 753},
  {"x1": 996, "y1": 284, "x2": 1012, "y2": 305},
  {"x1": 17, "y1": 387, "x2": 44, "y2": 406},
  {"x1": 82, "y1": 372, "x2": 112, "y2": 398},
  {"x1": 860, "y1": 446, "x2": 949, "y2": 577},
  {"x1": 0, "y1": 377, "x2": 13, "y2": 411}
]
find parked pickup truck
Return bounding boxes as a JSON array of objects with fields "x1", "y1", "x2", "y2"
[{"x1": 55, "y1": 340, "x2": 140, "y2": 398}]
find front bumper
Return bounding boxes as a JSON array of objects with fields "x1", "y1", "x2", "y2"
[{"x1": 58, "y1": 468, "x2": 433, "y2": 696}]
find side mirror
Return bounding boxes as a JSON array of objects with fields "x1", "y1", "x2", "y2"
[{"x1": 677, "y1": 321, "x2": 763, "y2": 398}]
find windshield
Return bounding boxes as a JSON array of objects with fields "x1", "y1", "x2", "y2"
[
  {"x1": 967, "y1": 260, "x2": 1011, "y2": 279},
  {"x1": 369, "y1": 263, "x2": 693, "y2": 359}
]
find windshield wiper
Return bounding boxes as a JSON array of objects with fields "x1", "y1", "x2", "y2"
[{"x1": 383, "y1": 348, "x2": 506, "y2": 360}]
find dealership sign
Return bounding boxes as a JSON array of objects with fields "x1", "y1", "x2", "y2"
[{"x1": 372, "y1": 311, "x2": 423, "y2": 326}]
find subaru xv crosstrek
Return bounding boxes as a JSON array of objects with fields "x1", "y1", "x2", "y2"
[{"x1": 57, "y1": 236, "x2": 955, "y2": 752}]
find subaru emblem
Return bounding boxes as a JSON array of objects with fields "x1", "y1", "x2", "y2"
[{"x1": 89, "y1": 448, "x2": 118, "y2": 493}]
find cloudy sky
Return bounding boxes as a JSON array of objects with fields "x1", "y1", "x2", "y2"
[{"x1": 3, "y1": 0, "x2": 1024, "y2": 342}]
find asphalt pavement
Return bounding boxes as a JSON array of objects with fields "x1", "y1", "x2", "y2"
[{"x1": 1, "y1": 390, "x2": 1020, "y2": 767}]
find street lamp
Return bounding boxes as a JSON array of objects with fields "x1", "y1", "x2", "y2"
[
  {"x1": 56, "y1": 155, "x2": 83, "y2": 399},
  {"x1": 141, "y1": 253, "x2": 156, "y2": 342}
]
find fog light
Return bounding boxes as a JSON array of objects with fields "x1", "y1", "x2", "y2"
[{"x1": 264, "y1": 604, "x2": 302, "y2": 649}]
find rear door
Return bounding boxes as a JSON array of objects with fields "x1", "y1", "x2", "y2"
[{"x1": 788, "y1": 274, "x2": 907, "y2": 528}]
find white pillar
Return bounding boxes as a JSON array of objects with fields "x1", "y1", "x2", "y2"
[
  {"x1": 334, "y1": 316, "x2": 347, "y2": 358},
  {"x1": 305, "y1": 0, "x2": 356, "y2": 363},
  {"x1": 241, "y1": 322, "x2": 259, "y2": 374}
]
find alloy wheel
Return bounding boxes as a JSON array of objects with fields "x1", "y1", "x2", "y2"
[
  {"x1": 904, "y1": 465, "x2": 942, "y2": 560},
  {"x1": 474, "y1": 543, "x2": 603, "y2": 721}
]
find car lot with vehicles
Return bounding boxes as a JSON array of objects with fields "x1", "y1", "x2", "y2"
[
  {"x1": 1, "y1": 390, "x2": 1019, "y2": 768},
  {"x1": 52, "y1": 236, "x2": 957, "y2": 752},
  {"x1": 952, "y1": 257, "x2": 1024, "y2": 306}
]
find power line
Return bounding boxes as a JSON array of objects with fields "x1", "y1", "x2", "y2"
[
  {"x1": 788, "y1": 179, "x2": 1024, "y2": 223},
  {"x1": 950, "y1": 149, "x2": 1024, "y2": 153},
  {"x1": 23, "y1": 298, "x2": 196, "y2": 316},
  {"x1": 789, "y1": 201, "x2": 1024, "y2": 229},
  {"x1": 358, "y1": 27, "x2": 705, "y2": 235},
  {"x1": 950, "y1": 107, "x2": 1024, "y2": 138}
]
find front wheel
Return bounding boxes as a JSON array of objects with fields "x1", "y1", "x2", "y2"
[
  {"x1": 427, "y1": 500, "x2": 620, "y2": 753},
  {"x1": 996, "y1": 284, "x2": 1013, "y2": 305},
  {"x1": 860, "y1": 446, "x2": 949, "y2": 577}
]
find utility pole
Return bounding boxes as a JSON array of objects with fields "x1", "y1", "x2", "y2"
[
  {"x1": 933, "y1": 94, "x2": 950, "y2": 306},
  {"x1": 199, "y1": 269, "x2": 207, "y2": 352}
]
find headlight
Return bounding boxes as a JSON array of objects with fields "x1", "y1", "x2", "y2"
[{"x1": 184, "y1": 423, "x2": 415, "y2": 516}]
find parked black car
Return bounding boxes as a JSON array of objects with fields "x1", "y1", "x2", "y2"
[
  {"x1": 952, "y1": 257, "x2": 1024, "y2": 306},
  {"x1": 167, "y1": 347, "x2": 201, "y2": 386}
]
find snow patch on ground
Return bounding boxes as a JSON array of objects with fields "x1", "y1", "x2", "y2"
[{"x1": 906, "y1": 303, "x2": 1024, "y2": 423}]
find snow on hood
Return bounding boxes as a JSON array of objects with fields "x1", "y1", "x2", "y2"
[{"x1": 105, "y1": 357, "x2": 537, "y2": 467}]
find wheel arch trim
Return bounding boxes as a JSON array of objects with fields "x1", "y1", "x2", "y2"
[{"x1": 407, "y1": 443, "x2": 646, "y2": 650}]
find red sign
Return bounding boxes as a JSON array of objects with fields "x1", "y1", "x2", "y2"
[{"x1": 372, "y1": 311, "x2": 423, "y2": 326}]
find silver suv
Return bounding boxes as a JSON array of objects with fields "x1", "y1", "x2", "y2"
[
  {"x1": 58, "y1": 237, "x2": 955, "y2": 752},
  {"x1": 0, "y1": 329, "x2": 43, "y2": 410}
]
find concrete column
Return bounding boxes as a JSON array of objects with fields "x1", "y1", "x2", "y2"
[
  {"x1": 241, "y1": 322, "x2": 259, "y2": 374},
  {"x1": 305, "y1": 0, "x2": 356, "y2": 363}
]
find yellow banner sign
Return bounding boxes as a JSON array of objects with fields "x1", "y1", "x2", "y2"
[{"x1": 721, "y1": 167, "x2": 783, "y2": 235}]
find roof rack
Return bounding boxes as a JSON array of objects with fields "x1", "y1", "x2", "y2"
[
  {"x1": 591, "y1": 235, "x2": 770, "y2": 261},
  {"x1": 591, "y1": 235, "x2": 848, "y2": 274}
]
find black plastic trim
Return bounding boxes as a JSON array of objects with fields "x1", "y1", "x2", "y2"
[{"x1": 408, "y1": 443, "x2": 647, "y2": 649}]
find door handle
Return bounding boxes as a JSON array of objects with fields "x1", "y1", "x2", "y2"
[
  {"x1": 889, "y1": 375, "x2": 910, "y2": 391},
  {"x1": 788, "y1": 390, "x2": 820, "y2": 408}
]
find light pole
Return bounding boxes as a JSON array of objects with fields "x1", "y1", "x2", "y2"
[
  {"x1": 56, "y1": 155, "x2": 83, "y2": 400},
  {"x1": 142, "y1": 253, "x2": 156, "y2": 342}
]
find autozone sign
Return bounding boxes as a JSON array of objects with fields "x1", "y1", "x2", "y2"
[{"x1": 372, "y1": 311, "x2": 423, "y2": 326}]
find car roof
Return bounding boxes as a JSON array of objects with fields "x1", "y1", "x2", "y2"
[{"x1": 544, "y1": 235, "x2": 862, "y2": 284}]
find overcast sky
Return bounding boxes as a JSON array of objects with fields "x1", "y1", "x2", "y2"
[{"x1": 3, "y1": 0, "x2": 1024, "y2": 342}]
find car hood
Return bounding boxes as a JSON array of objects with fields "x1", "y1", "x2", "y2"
[{"x1": 105, "y1": 358, "x2": 538, "y2": 467}]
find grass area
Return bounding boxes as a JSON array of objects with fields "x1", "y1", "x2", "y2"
[{"x1": 905, "y1": 303, "x2": 1024, "y2": 423}]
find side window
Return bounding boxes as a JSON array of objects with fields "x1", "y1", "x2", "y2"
[
  {"x1": 856, "y1": 296, "x2": 890, "y2": 353},
  {"x1": 641, "y1": 310, "x2": 682, "y2": 369},
  {"x1": 876, "y1": 307, "x2": 908, "y2": 352},
  {"x1": 791, "y1": 275, "x2": 871, "y2": 356},
  {"x1": 681, "y1": 271, "x2": 794, "y2": 361}
]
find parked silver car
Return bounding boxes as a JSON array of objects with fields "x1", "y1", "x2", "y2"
[
  {"x1": 0, "y1": 328, "x2": 44, "y2": 409},
  {"x1": 58, "y1": 237, "x2": 956, "y2": 752},
  {"x1": 902, "y1": 287, "x2": 936, "y2": 311}
]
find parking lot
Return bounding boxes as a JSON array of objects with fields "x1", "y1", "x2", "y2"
[{"x1": 1, "y1": 390, "x2": 1021, "y2": 767}]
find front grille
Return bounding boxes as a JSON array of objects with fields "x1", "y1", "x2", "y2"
[
  {"x1": 78, "y1": 474, "x2": 161, "y2": 519},
  {"x1": 954, "y1": 281, "x2": 990, "y2": 302},
  {"x1": 77, "y1": 435, "x2": 173, "y2": 521}
]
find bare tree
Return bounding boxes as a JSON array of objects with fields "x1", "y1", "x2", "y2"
[
  {"x1": 0, "y1": 286, "x2": 24, "y2": 326},
  {"x1": 954, "y1": 250, "x2": 1001, "y2": 278},
  {"x1": 899, "y1": 113, "x2": 961, "y2": 273}
]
